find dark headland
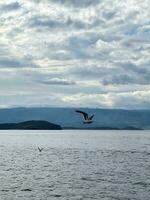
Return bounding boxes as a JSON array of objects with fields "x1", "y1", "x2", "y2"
[{"x1": 0, "y1": 120, "x2": 62, "y2": 130}]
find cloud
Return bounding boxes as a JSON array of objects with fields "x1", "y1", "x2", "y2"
[
  {"x1": 0, "y1": 0, "x2": 149, "y2": 109},
  {"x1": 30, "y1": 15, "x2": 86, "y2": 30},
  {"x1": 0, "y1": 57, "x2": 35, "y2": 68},
  {"x1": 38, "y1": 78, "x2": 76, "y2": 86},
  {"x1": 62, "y1": 90, "x2": 150, "y2": 109},
  {"x1": 102, "y1": 74, "x2": 136, "y2": 85},
  {"x1": 47, "y1": 0, "x2": 100, "y2": 8},
  {"x1": 0, "y1": 2, "x2": 21, "y2": 12}
]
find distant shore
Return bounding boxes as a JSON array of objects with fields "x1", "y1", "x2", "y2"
[
  {"x1": 0, "y1": 120, "x2": 143, "y2": 130},
  {"x1": 63, "y1": 127, "x2": 143, "y2": 130}
]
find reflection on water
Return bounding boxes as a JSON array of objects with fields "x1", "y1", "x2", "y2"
[{"x1": 0, "y1": 130, "x2": 150, "y2": 200}]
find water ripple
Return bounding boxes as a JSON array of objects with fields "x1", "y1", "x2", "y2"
[{"x1": 0, "y1": 130, "x2": 150, "y2": 199}]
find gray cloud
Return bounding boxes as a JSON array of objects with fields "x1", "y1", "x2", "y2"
[
  {"x1": 0, "y1": 57, "x2": 36, "y2": 68},
  {"x1": 61, "y1": 33, "x2": 100, "y2": 59},
  {"x1": 0, "y1": 58, "x2": 24, "y2": 68},
  {"x1": 0, "y1": 2, "x2": 21, "y2": 12},
  {"x1": 102, "y1": 74, "x2": 136, "y2": 85},
  {"x1": 30, "y1": 15, "x2": 88, "y2": 30},
  {"x1": 47, "y1": 0, "x2": 100, "y2": 8}
]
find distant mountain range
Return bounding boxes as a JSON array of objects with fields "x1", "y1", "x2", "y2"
[{"x1": 0, "y1": 107, "x2": 149, "y2": 130}]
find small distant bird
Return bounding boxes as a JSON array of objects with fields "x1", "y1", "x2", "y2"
[
  {"x1": 38, "y1": 147, "x2": 43, "y2": 152},
  {"x1": 75, "y1": 110, "x2": 95, "y2": 124}
]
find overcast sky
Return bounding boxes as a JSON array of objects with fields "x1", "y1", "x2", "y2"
[{"x1": 0, "y1": 0, "x2": 150, "y2": 109}]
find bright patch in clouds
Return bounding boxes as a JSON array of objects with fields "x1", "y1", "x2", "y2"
[{"x1": 0, "y1": 0, "x2": 150, "y2": 109}]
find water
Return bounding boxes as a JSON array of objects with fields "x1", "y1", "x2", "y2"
[{"x1": 0, "y1": 130, "x2": 150, "y2": 200}]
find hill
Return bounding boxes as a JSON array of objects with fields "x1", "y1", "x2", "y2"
[{"x1": 0, "y1": 120, "x2": 62, "y2": 130}]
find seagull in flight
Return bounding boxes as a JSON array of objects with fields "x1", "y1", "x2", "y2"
[
  {"x1": 38, "y1": 147, "x2": 43, "y2": 152},
  {"x1": 75, "y1": 110, "x2": 95, "y2": 124}
]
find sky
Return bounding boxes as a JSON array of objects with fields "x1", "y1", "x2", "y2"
[{"x1": 0, "y1": 0, "x2": 150, "y2": 109}]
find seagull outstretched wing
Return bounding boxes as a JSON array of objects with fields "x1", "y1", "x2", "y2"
[
  {"x1": 75, "y1": 110, "x2": 89, "y2": 120},
  {"x1": 89, "y1": 114, "x2": 94, "y2": 120}
]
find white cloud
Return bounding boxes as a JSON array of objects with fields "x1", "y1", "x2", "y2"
[{"x1": 38, "y1": 78, "x2": 76, "y2": 85}]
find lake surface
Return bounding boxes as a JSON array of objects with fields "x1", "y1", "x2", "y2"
[{"x1": 0, "y1": 130, "x2": 150, "y2": 200}]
